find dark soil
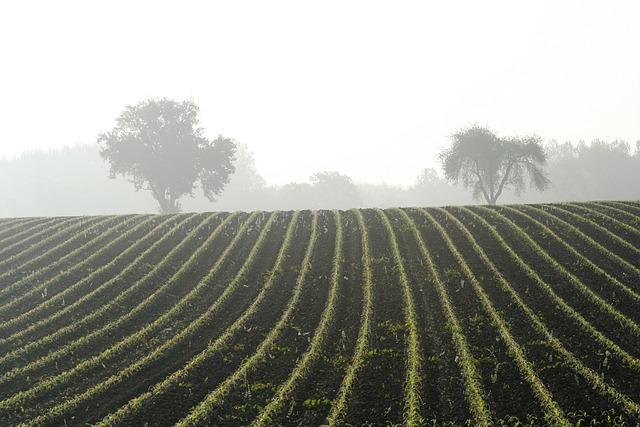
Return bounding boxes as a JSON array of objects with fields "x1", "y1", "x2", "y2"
[{"x1": 1, "y1": 203, "x2": 639, "y2": 427}]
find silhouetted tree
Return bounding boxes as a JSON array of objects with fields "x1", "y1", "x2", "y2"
[
  {"x1": 181, "y1": 142, "x2": 269, "y2": 212},
  {"x1": 310, "y1": 171, "x2": 362, "y2": 209},
  {"x1": 97, "y1": 98, "x2": 236, "y2": 213},
  {"x1": 439, "y1": 124, "x2": 550, "y2": 204},
  {"x1": 410, "y1": 167, "x2": 472, "y2": 206},
  {"x1": 542, "y1": 139, "x2": 639, "y2": 201}
]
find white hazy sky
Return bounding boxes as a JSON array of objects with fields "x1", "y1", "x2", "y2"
[{"x1": 1, "y1": 1, "x2": 639, "y2": 186}]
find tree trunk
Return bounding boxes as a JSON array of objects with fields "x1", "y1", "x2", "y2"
[{"x1": 150, "y1": 184, "x2": 180, "y2": 213}]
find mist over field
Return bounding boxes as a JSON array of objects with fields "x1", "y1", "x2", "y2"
[
  {"x1": 0, "y1": 140, "x2": 638, "y2": 217},
  {"x1": 1, "y1": 1, "x2": 639, "y2": 217},
  {"x1": 2, "y1": 5, "x2": 640, "y2": 425}
]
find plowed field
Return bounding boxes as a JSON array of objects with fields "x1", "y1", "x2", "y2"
[{"x1": 1, "y1": 201, "x2": 639, "y2": 426}]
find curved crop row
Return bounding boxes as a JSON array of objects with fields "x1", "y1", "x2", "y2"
[
  {"x1": 0, "y1": 216, "x2": 105, "y2": 296},
  {"x1": 513, "y1": 205, "x2": 640, "y2": 303},
  {"x1": 0, "y1": 213, "x2": 202, "y2": 367},
  {"x1": 0, "y1": 215, "x2": 121, "y2": 283},
  {"x1": 0, "y1": 214, "x2": 196, "y2": 357},
  {"x1": 479, "y1": 205, "x2": 640, "y2": 337},
  {"x1": 464, "y1": 206, "x2": 640, "y2": 371},
  {"x1": 596, "y1": 201, "x2": 640, "y2": 219},
  {"x1": 0, "y1": 212, "x2": 233, "y2": 405},
  {"x1": 380, "y1": 209, "x2": 422, "y2": 426},
  {"x1": 451, "y1": 206, "x2": 640, "y2": 419},
  {"x1": 563, "y1": 202, "x2": 640, "y2": 243},
  {"x1": 401, "y1": 209, "x2": 492, "y2": 426},
  {"x1": 0, "y1": 214, "x2": 154, "y2": 326},
  {"x1": 252, "y1": 210, "x2": 343, "y2": 426},
  {"x1": 0, "y1": 217, "x2": 74, "y2": 260},
  {"x1": 531, "y1": 203, "x2": 640, "y2": 275},
  {"x1": 94, "y1": 211, "x2": 293, "y2": 427},
  {"x1": 17, "y1": 211, "x2": 280, "y2": 427},
  {"x1": 424, "y1": 207, "x2": 571, "y2": 426},
  {"x1": 0, "y1": 203, "x2": 638, "y2": 426},
  {"x1": 324, "y1": 209, "x2": 373, "y2": 427},
  {"x1": 0, "y1": 218, "x2": 41, "y2": 242},
  {"x1": 175, "y1": 211, "x2": 318, "y2": 426}
]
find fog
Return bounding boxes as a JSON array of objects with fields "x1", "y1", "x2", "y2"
[
  {"x1": 0, "y1": 141, "x2": 637, "y2": 217},
  {"x1": 0, "y1": 0, "x2": 640, "y2": 186},
  {"x1": 1, "y1": 2, "x2": 639, "y2": 215}
]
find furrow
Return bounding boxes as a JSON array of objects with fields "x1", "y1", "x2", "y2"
[
  {"x1": 0, "y1": 214, "x2": 174, "y2": 343},
  {"x1": 457, "y1": 206, "x2": 640, "y2": 369},
  {"x1": 0, "y1": 215, "x2": 125, "y2": 286},
  {"x1": 518, "y1": 205, "x2": 640, "y2": 301},
  {"x1": 380, "y1": 208, "x2": 423, "y2": 427},
  {"x1": 485, "y1": 205, "x2": 640, "y2": 335},
  {"x1": 93, "y1": 211, "x2": 287, "y2": 426},
  {"x1": 0, "y1": 217, "x2": 67, "y2": 257},
  {"x1": 524, "y1": 204, "x2": 640, "y2": 282},
  {"x1": 175, "y1": 211, "x2": 317, "y2": 426},
  {"x1": 564, "y1": 202, "x2": 640, "y2": 245},
  {"x1": 324, "y1": 209, "x2": 373, "y2": 427},
  {"x1": 452, "y1": 206, "x2": 640, "y2": 420},
  {"x1": 0, "y1": 216, "x2": 97, "y2": 293},
  {"x1": 0, "y1": 216, "x2": 97, "y2": 267},
  {"x1": 252, "y1": 210, "x2": 343, "y2": 427},
  {"x1": 425, "y1": 207, "x2": 571, "y2": 426},
  {"x1": 596, "y1": 201, "x2": 640, "y2": 218},
  {"x1": 0, "y1": 213, "x2": 200, "y2": 366},
  {"x1": 0, "y1": 212, "x2": 231, "y2": 406},
  {"x1": 401, "y1": 209, "x2": 492, "y2": 426},
  {"x1": 0, "y1": 218, "x2": 45, "y2": 246},
  {"x1": 0, "y1": 214, "x2": 145, "y2": 322}
]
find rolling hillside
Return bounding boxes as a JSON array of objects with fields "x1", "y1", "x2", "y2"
[{"x1": 0, "y1": 201, "x2": 639, "y2": 426}]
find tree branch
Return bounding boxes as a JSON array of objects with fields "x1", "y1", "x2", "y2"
[{"x1": 474, "y1": 162, "x2": 492, "y2": 204}]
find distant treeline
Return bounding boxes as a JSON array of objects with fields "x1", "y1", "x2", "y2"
[{"x1": 0, "y1": 140, "x2": 638, "y2": 216}]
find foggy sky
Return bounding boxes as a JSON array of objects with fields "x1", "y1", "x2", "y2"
[{"x1": 1, "y1": 1, "x2": 639, "y2": 186}]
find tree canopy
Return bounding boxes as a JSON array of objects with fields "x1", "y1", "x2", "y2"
[
  {"x1": 309, "y1": 171, "x2": 362, "y2": 209},
  {"x1": 439, "y1": 124, "x2": 550, "y2": 204},
  {"x1": 97, "y1": 98, "x2": 236, "y2": 213}
]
